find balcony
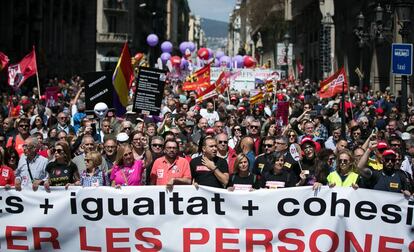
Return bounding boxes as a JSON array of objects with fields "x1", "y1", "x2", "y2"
[
  {"x1": 97, "y1": 33, "x2": 130, "y2": 44},
  {"x1": 103, "y1": 0, "x2": 128, "y2": 13}
]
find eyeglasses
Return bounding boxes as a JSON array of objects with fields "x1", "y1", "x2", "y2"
[
  {"x1": 250, "y1": 126, "x2": 259, "y2": 129},
  {"x1": 59, "y1": 117, "x2": 67, "y2": 120},
  {"x1": 264, "y1": 144, "x2": 273, "y2": 148},
  {"x1": 289, "y1": 134, "x2": 296, "y2": 138},
  {"x1": 339, "y1": 159, "x2": 349, "y2": 164},
  {"x1": 218, "y1": 141, "x2": 228, "y2": 144},
  {"x1": 275, "y1": 142, "x2": 286, "y2": 145},
  {"x1": 19, "y1": 124, "x2": 29, "y2": 128},
  {"x1": 123, "y1": 127, "x2": 131, "y2": 131},
  {"x1": 151, "y1": 144, "x2": 163, "y2": 148},
  {"x1": 234, "y1": 128, "x2": 241, "y2": 131},
  {"x1": 390, "y1": 143, "x2": 401, "y2": 147}
]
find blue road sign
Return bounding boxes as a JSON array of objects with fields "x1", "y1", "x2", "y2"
[{"x1": 391, "y1": 43, "x2": 413, "y2": 75}]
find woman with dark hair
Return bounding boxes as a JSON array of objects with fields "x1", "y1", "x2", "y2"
[
  {"x1": 284, "y1": 129, "x2": 298, "y2": 144},
  {"x1": 227, "y1": 153, "x2": 258, "y2": 191},
  {"x1": 260, "y1": 152, "x2": 305, "y2": 188},
  {"x1": 264, "y1": 123, "x2": 277, "y2": 137},
  {"x1": 44, "y1": 141, "x2": 79, "y2": 187},
  {"x1": 30, "y1": 115, "x2": 48, "y2": 139},
  {"x1": 228, "y1": 126, "x2": 244, "y2": 149},
  {"x1": 0, "y1": 150, "x2": 15, "y2": 188},
  {"x1": 4, "y1": 147, "x2": 19, "y2": 170}
]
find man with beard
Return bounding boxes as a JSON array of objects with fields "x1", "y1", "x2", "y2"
[
  {"x1": 199, "y1": 102, "x2": 219, "y2": 127},
  {"x1": 253, "y1": 136, "x2": 276, "y2": 177},
  {"x1": 150, "y1": 140, "x2": 191, "y2": 190},
  {"x1": 190, "y1": 137, "x2": 229, "y2": 188},
  {"x1": 359, "y1": 149, "x2": 411, "y2": 196}
]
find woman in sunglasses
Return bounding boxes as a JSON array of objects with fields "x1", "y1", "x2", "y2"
[
  {"x1": 327, "y1": 149, "x2": 359, "y2": 187},
  {"x1": 44, "y1": 141, "x2": 79, "y2": 188},
  {"x1": 110, "y1": 144, "x2": 144, "y2": 187}
]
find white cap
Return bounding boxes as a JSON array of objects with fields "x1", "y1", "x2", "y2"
[
  {"x1": 116, "y1": 132, "x2": 129, "y2": 143},
  {"x1": 401, "y1": 132, "x2": 411, "y2": 141}
]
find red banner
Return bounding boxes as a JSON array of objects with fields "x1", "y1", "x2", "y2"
[
  {"x1": 0, "y1": 51, "x2": 9, "y2": 71},
  {"x1": 318, "y1": 67, "x2": 348, "y2": 98}
]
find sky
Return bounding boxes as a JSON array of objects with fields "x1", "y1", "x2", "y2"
[{"x1": 188, "y1": 0, "x2": 236, "y2": 22}]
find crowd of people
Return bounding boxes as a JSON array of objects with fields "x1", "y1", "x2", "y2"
[{"x1": 0, "y1": 75, "x2": 413, "y2": 197}]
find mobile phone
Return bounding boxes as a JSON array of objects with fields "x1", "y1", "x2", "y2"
[{"x1": 91, "y1": 123, "x2": 97, "y2": 135}]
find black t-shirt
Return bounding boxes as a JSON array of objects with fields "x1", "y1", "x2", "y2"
[
  {"x1": 190, "y1": 155, "x2": 229, "y2": 188},
  {"x1": 368, "y1": 169, "x2": 410, "y2": 193},
  {"x1": 46, "y1": 161, "x2": 78, "y2": 186},
  {"x1": 227, "y1": 173, "x2": 259, "y2": 189},
  {"x1": 253, "y1": 154, "x2": 273, "y2": 176},
  {"x1": 260, "y1": 169, "x2": 293, "y2": 188}
]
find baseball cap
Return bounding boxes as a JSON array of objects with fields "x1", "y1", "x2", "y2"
[
  {"x1": 375, "y1": 108, "x2": 384, "y2": 115},
  {"x1": 301, "y1": 136, "x2": 315, "y2": 147},
  {"x1": 116, "y1": 132, "x2": 129, "y2": 143},
  {"x1": 377, "y1": 141, "x2": 388, "y2": 149},
  {"x1": 238, "y1": 106, "x2": 246, "y2": 112},
  {"x1": 406, "y1": 125, "x2": 414, "y2": 132},
  {"x1": 205, "y1": 128, "x2": 215, "y2": 134},
  {"x1": 382, "y1": 149, "x2": 396, "y2": 157},
  {"x1": 230, "y1": 96, "x2": 238, "y2": 101}
]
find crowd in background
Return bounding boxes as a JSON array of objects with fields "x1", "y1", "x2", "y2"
[{"x1": 0, "y1": 75, "x2": 413, "y2": 197}]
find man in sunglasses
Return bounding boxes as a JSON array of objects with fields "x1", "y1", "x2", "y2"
[
  {"x1": 358, "y1": 149, "x2": 411, "y2": 196},
  {"x1": 253, "y1": 136, "x2": 275, "y2": 177},
  {"x1": 6, "y1": 117, "x2": 31, "y2": 157},
  {"x1": 248, "y1": 119, "x2": 261, "y2": 156},
  {"x1": 216, "y1": 133, "x2": 237, "y2": 175}
]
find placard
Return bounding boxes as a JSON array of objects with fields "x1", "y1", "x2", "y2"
[
  {"x1": 83, "y1": 71, "x2": 113, "y2": 113},
  {"x1": 132, "y1": 67, "x2": 166, "y2": 115}
]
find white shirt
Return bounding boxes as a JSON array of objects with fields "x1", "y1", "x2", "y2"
[
  {"x1": 199, "y1": 109, "x2": 219, "y2": 127},
  {"x1": 15, "y1": 154, "x2": 49, "y2": 187}
]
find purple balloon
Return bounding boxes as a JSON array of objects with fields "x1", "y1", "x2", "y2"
[
  {"x1": 161, "y1": 41, "x2": 173, "y2": 53},
  {"x1": 180, "y1": 58, "x2": 189, "y2": 70},
  {"x1": 179, "y1": 42, "x2": 189, "y2": 54},
  {"x1": 213, "y1": 58, "x2": 220, "y2": 67},
  {"x1": 215, "y1": 50, "x2": 225, "y2": 59},
  {"x1": 233, "y1": 55, "x2": 244, "y2": 68},
  {"x1": 219, "y1": 56, "x2": 231, "y2": 68},
  {"x1": 207, "y1": 48, "x2": 213, "y2": 59},
  {"x1": 146, "y1": 34, "x2": 159, "y2": 47},
  {"x1": 160, "y1": 52, "x2": 171, "y2": 64},
  {"x1": 188, "y1": 42, "x2": 196, "y2": 52}
]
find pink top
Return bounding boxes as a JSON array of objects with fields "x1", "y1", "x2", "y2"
[{"x1": 110, "y1": 160, "x2": 143, "y2": 186}]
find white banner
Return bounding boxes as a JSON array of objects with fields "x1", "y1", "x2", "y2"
[{"x1": 0, "y1": 186, "x2": 413, "y2": 251}]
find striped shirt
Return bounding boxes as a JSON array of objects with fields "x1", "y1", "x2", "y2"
[{"x1": 80, "y1": 168, "x2": 108, "y2": 187}]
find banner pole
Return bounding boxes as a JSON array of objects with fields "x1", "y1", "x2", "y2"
[{"x1": 341, "y1": 80, "x2": 346, "y2": 139}]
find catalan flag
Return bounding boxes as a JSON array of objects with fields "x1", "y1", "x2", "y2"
[
  {"x1": 112, "y1": 42, "x2": 134, "y2": 117},
  {"x1": 265, "y1": 80, "x2": 274, "y2": 93},
  {"x1": 249, "y1": 90, "x2": 264, "y2": 105},
  {"x1": 319, "y1": 67, "x2": 347, "y2": 98}
]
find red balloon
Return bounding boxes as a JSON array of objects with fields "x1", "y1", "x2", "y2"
[
  {"x1": 170, "y1": 56, "x2": 181, "y2": 66},
  {"x1": 40, "y1": 95, "x2": 46, "y2": 100},
  {"x1": 299, "y1": 94, "x2": 305, "y2": 101},
  {"x1": 134, "y1": 53, "x2": 144, "y2": 61},
  {"x1": 243, "y1": 56, "x2": 256, "y2": 68},
  {"x1": 197, "y1": 48, "x2": 209, "y2": 60}
]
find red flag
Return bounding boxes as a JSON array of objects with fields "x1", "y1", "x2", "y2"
[
  {"x1": 196, "y1": 84, "x2": 217, "y2": 103},
  {"x1": 318, "y1": 67, "x2": 348, "y2": 98},
  {"x1": 8, "y1": 48, "x2": 37, "y2": 87},
  {"x1": 182, "y1": 64, "x2": 211, "y2": 91},
  {"x1": 0, "y1": 52, "x2": 9, "y2": 71},
  {"x1": 214, "y1": 71, "x2": 230, "y2": 94}
]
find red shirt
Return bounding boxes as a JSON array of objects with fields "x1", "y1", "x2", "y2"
[
  {"x1": 0, "y1": 165, "x2": 15, "y2": 186},
  {"x1": 150, "y1": 156, "x2": 191, "y2": 185}
]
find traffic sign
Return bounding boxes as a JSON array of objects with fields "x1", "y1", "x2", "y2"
[{"x1": 391, "y1": 43, "x2": 413, "y2": 75}]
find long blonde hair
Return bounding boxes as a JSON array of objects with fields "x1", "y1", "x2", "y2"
[{"x1": 233, "y1": 153, "x2": 250, "y2": 174}]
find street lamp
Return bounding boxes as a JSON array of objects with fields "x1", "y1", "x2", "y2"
[
  {"x1": 283, "y1": 32, "x2": 290, "y2": 79},
  {"x1": 395, "y1": 0, "x2": 413, "y2": 114}
]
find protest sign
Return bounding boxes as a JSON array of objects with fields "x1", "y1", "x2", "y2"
[
  {"x1": 0, "y1": 186, "x2": 412, "y2": 251},
  {"x1": 83, "y1": 71, "x2": 114, "y2": 113},
  {"x1": 132, "y1": 67, "x2": 166, "y2": 115}
]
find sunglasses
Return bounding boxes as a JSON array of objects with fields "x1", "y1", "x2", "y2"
[
  {"x1": 250, "y1": 126, "x2": 259, "y2": 129},
  {"x1": 384, "y1": 158, "x2": 396, "y2": 163},
  {"x1": 151, "y1": 144, "x2": 163, "y2": 148},
  {"x1": 219, "y1": 141, "x2": 228, "y2": 144},
  {"x1": 264, "y1": 144, "x2": 273, "y2": 148},
  {"x1": 289, "y1": 134, "x2": 296, "y2": 137},
  {"x1": 53, "y1": 149, "x2": 64, "y2": 154},
  {"x1": 234, "y1": 128, "x2": 241, "y2": 131},
  {"x1": 19, "y1": 124, "x2": 29, "y2": 128},
  {"x1": 339, "y1": 159, "x2": 349, "y2": 164}
]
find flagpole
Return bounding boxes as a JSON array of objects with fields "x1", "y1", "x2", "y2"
[
  {"x1": 33, "y1": 46, "x2": 41, "y2": 100},
  {"x1": 346, "y1": 85, "x2": 354, "y2": 120}
]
